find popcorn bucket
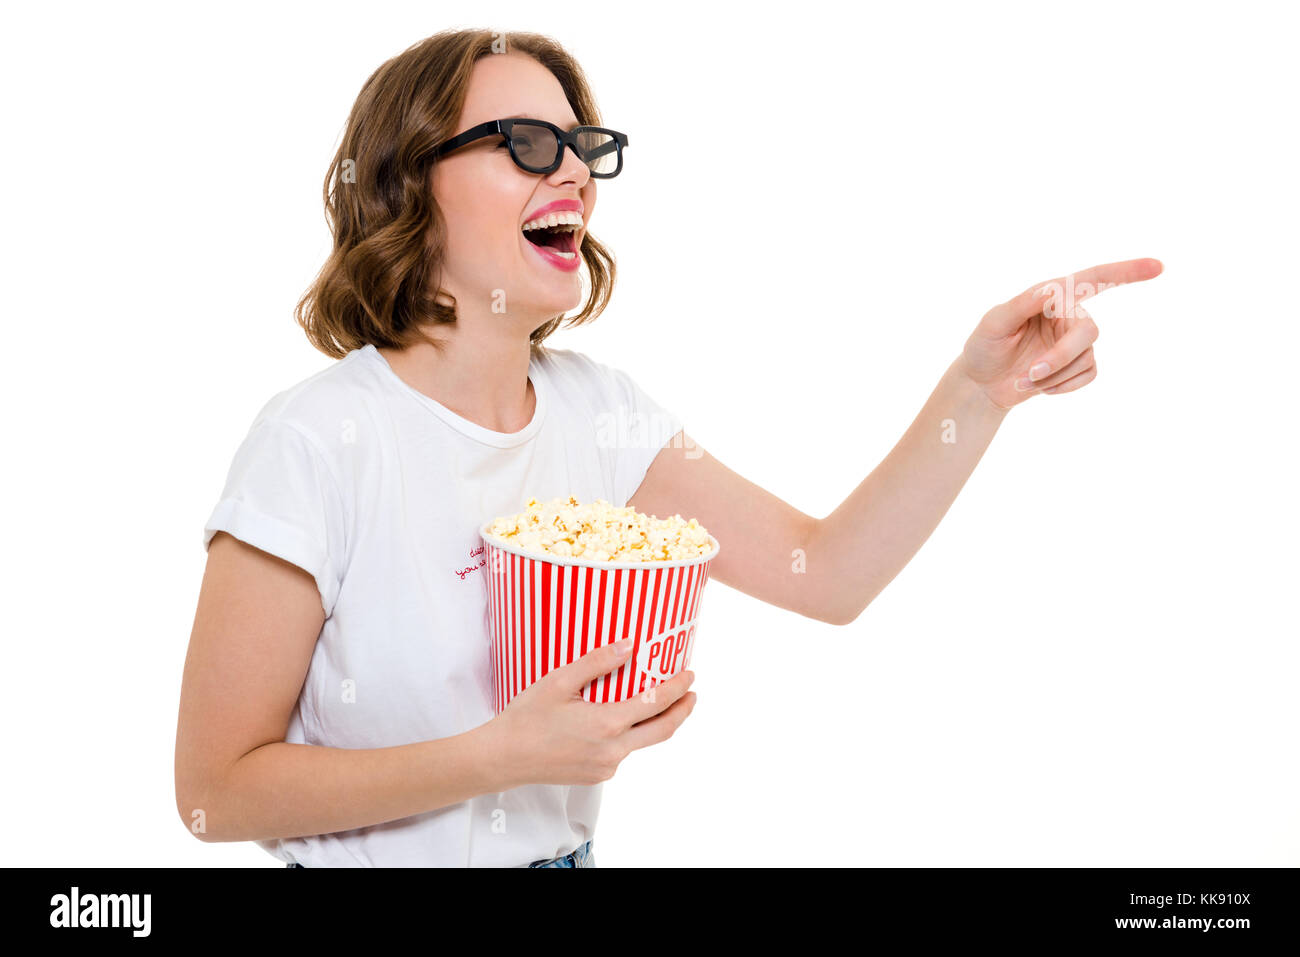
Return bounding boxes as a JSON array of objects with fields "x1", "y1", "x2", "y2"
[{"x1": 480, "y1": 521, "x2": 721, "y2": 713}]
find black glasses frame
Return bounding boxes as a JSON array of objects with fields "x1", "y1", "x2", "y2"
[{"x1": 430, "y1": 119, "x2": 629, "y2": 178}]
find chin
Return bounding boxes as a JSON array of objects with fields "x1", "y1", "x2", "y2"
[{"x1": 532, "y1": 283, "x2": 583, "y2": 315}]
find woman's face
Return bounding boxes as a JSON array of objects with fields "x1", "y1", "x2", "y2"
[{"x1": 431, "y1": 51, "x2": 596, "y2": 331}]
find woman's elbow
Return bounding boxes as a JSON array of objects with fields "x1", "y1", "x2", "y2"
[
  {"x1": 176, "y1": 790, "x2": 210, "y2": 843},
  {"x1": 175, "y1": 761, "x2": 231, "y2": 843},
  {"x1": 817, "y1": 597, "x2": 868, "y2": 627}
]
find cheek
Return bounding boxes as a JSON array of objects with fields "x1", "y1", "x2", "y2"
[{"x1": 435, "y1": 168, "x2": 530, "y2": 256}]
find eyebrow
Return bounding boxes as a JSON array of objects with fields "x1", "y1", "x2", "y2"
[{"x1": 506, "y1": 113, "x2": 582, "y2": 131}]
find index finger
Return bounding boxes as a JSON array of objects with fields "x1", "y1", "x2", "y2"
[{"x1": 1040, "y1": 257, "x2": 1164, "y2": 308}]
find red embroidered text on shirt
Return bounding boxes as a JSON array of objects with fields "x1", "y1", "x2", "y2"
[{"x1": 454, "y1": 543, "x2": 487, "y2": 581}]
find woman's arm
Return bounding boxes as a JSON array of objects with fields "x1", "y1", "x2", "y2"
[
  {"x1": 628, "y1": 259, "x2": 1162, "y2": 628},
  {"x1": 628, "y1": 360, "x2": 1002, "y2": 628},
  {"x1": 175, "y1": 532, "x2": 508, "y2": 843},
  {"x1": 176, "y1": 532, "x2": 695, "y2": 844},
  {"x1": 807, "y1": 357, "x2": 1007, "y2": 624}
]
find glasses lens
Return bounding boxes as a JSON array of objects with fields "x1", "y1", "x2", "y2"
[
  {"x1": 510, "y1": 122, "x2": 621, "y2": 175},
  {"x1": 510, "y1": 122, "x2": 560, "y2": 170},
  {"x1": 575, "y1": 129, "x2": 619, "y2": 175}
]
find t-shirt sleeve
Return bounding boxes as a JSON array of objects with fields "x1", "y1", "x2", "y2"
[
  {"x1": 604, "y1": 365, "x2": 685, "y2": 507},
  {"x1": 201, "y1": 417, "x2": 346, "y2": 618}
]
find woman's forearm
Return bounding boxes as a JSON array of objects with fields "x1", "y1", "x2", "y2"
[
  {"x1": 812, "y1": 356, "x2": 1009, "y2": 625},
  {"x1": 187, "y1": 724, "x2": 511, "y2": 844}
]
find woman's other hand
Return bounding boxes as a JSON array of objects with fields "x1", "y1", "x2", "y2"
[
  {"x1": 959, "y1": 258, "x2": 1163, "y2": 411},
  {"x1": 481, "y1": 640, "x2": 698, "y2": 788}
]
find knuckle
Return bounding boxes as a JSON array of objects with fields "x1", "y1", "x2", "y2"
[{"x1": 601, "y1": 711, "x2": 625, "y2": 737}]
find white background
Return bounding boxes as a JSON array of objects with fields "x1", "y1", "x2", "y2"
[{"x1": 2, "y1": 0, "x2": 1296, "y2": 867}]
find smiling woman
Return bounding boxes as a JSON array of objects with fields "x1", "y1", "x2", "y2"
[
  {"x1": 178, "y1": 28, "x2": 699, "y2": 871},
  {"x1": 178, "y1": 24, "x2": 1163, "y2": 873},
  {"x1": 293, "y1": 31, "x2": 621, "y2": 357}
]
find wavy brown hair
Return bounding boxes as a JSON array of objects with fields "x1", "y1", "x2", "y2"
[{"x1": 294, "y1": 29, "x2": 617, "y2": 359}]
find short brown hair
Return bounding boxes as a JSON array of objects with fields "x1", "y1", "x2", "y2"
[{"x1": 295, "y1": 29, "x2": 617, "y2": 359}]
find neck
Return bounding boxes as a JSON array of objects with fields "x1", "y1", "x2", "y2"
[{"x1": 377, "y1": 313, "x2": 538, "y2": 433}]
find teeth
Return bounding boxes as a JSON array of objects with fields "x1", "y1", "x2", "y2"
[
  {"x1": 549, "y1": 250, "x2": 576, "y2": 260},
  {"x1": 522, "y1": 210, "x2": 583, "y2": 231}
]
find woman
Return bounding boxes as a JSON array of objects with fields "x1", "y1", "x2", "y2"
[{"x1": 174, "y1": 28, "x2": 1162, "y2": 868}]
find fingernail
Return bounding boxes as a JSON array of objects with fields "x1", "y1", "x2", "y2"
[
  {"x1": 1029, "y1": 361, "x2": 1051, "y2": 380},
  {"x1": 614, "y1": 638, "x2": 634, "y2": 654},
  {"x1": 1015, "y1": 376, "x2": 1034, "y2": 391}
]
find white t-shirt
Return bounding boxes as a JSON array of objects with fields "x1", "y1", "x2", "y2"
[{"x1": 200, "y1": 342, "x2": 683, "y2": 866}]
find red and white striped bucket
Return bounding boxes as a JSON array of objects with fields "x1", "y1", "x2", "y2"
[{"x1": 480, "y1": 521, "x2": 720, "y2": 713}]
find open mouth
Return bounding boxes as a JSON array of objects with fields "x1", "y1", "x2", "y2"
[{"x1": 522, "y1": 222, "x2": 580, "y2": 259}]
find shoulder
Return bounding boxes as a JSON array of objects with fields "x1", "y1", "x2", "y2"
[
  {"x1": 243, "y1": 347, "x2": 379, "y2": 455},
  {"x1": 531, "y1": 344, "x2": 639, "y2": 398},
  {"x1": 531, "y1": 345, "x2": 682, "y2": 449},
  {"x1": 532, "y1": 343, "x2": 610, "y2": 379}
]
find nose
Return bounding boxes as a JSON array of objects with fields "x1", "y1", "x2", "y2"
[{"x1": 547, "y1": 140, "x2": 592, "y2": 188}]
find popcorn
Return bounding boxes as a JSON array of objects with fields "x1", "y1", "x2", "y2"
[
  {"x1": 482, "y1": 496, "x2": 721, "y2": 712},
  {"x1": 486, "y1": 496, "x2": 712, "y2": 563}
]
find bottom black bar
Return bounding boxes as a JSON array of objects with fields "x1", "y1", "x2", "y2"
[{"x1": 8, "y1": 866, "x2": 1297, "y2": 945}]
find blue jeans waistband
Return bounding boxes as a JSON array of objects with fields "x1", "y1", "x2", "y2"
[
  {"x1": 528, "y1": 838, "x2": 594, "y2": 868},
  {"x1": 285, "y1": 838, "x2": 596, "y2": 868}
]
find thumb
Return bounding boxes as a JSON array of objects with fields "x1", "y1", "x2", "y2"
[{"x1": 546, "y1": 638, "x2": 635, "y2": 697}]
